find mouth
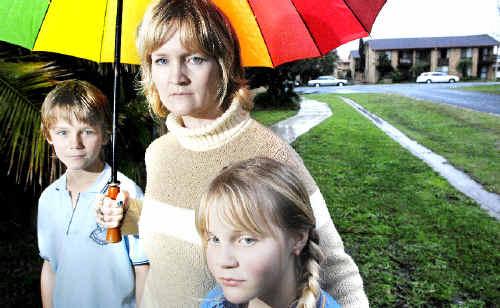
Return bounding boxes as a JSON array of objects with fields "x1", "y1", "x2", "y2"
[
  {"x1": 219, "y1": 277, "x2": 245, "y2": 287},
  {"x1": 170, "y1": 92, "x2": 193, "y2": 96},
  {"x1": 68, "y1": 154, "x2": 86, "y2": 159}
]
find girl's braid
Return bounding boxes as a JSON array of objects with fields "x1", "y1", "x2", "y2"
[{"x1": 296, "y1": 229, "x2": 325, "y2": 308}]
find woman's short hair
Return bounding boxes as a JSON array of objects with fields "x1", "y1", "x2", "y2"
[{"x1": 136, "y1": 0, "x2": 251, "y2": 118}]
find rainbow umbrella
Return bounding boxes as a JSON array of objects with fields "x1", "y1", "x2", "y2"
[
  {"x1": 0, "y1": 0, "x2": 386, "y2": 239},
  {"x1": 0, "y1": 0, "x2": 386, "y2": 67}
]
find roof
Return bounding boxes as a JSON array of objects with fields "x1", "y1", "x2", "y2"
[
  {"x1": 367, "y1": 34, "x2": 499, "y2": 50},
  {"x1": 349, "y1": 50, "x2": 360, "y2": 58}
]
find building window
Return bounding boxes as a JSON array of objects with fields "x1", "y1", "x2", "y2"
[
  {"x1": 461, "y1": 48, "x2": 472, "y2": 58},
  {"x1": 439, "y1": 48, "x2": 448, "y2": 59},
  {"x1": 385, "y1": 51, "x2": 391, "y2": 60},
  {"x1": 399, "y1": 50, "x2": 412, "y2": 65},
  {"x1": 480, "y1": 66, "x2": 487, "y2": 79},
  {"x1": 436, "y1": 66, "x2": 449, "y2": 73}
]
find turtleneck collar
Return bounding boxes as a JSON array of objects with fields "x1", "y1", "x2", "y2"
[{"x1": 165, "y1": 100, "x2": 251, "y2": 151}]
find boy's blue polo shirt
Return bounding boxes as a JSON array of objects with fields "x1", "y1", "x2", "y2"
[{"x1": 37, "y1": 163, "x2": 148, "y2": 308}]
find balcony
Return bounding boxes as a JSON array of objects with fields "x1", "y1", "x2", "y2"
[
  {"x1": 398, "y1": 58, "x2": 412, "y2": 66},
  {"x1": 479, "y1": 54, "x2": 495, "y2": 64}
]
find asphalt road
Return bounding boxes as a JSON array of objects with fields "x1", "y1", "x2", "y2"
[{"x1": 295, "y1": 81, "x2": 500, "y2": 115}]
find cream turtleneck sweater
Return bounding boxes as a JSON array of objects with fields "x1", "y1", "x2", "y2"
[{"x1": 122, "y1": 100, "x2": 368, "y2": 308}]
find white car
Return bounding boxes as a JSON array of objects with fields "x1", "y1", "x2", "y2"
[
  {"x1": 307, "y1": 76, "x2": 348, "y2": 87},
  {"x1": 416, "y1": 72, "x2": 460, "y2": 83}
]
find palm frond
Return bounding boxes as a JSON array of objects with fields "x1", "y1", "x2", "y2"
[{"x1": 0, "y1": 61, "x2": 71, "y2": 187}]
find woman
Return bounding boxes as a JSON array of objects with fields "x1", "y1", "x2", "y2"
[{"x1": 99, "y1": 0, "x2": 368, "y2": 306}]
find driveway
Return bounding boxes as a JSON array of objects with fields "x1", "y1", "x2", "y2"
[{"x1": 295, "y1": 81, "x2": 500, "y2": 115}]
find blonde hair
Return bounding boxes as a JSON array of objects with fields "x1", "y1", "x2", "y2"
[
  {"x1": 40, "y1": 80, "x2": 111, "y2": 140},
  {"x1": 136, "y1": 0, "x2": 252, "y2": 118},
  {"x1": 196, "y1": 157, "x2": 325, "y2": 308}
]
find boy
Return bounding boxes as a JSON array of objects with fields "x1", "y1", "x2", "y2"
[{"x1": 37, "y1": 80, "x2": 149, "y2": 307}]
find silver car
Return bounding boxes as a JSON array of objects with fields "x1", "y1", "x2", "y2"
[{"x1": 307, "y1": 76, "x2": 348, "y2": 87}]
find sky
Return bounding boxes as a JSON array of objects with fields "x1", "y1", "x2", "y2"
[{"x1": 336, "y1": 0, "x2": 500, "y2": 60}]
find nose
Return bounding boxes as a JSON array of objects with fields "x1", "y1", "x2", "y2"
[
  {"x1": 168, "y1": 61, "x2": 189, "y2": 85},
  {"x1": 217, "y1": 245, "x2": 238, "y2": 269},
  {"x1": 69, "y1": 133, "x2": 83, "y2": 149}
]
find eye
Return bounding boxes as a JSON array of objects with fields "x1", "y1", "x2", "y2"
[
  {"x1": 238, "y1": 235, "x2": 257, "y2": 246},
  {"x1": 83, "y1": 129, "x2": 96, "y2": 135},
  {"x1": 153, "y1": 57, "x2": 168, "y2": 65},
  {"x1": 54, "y1": 130, "x2": 67, "y2": 136},
  {"x1": 187, "y1": 55, "x2": 206, "y2": 65},
  {"x1": 207, "y1": 234, "x2": 220, "y2": 245}
]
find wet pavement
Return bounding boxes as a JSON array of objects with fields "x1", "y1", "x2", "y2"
[
  {"x1": 341, "y1": 96, "x2": 500, "y2": 220},
  {"x1": 270, "y1": 98, "x2": 332, "y2": 144},
  {"x1": 296, "y1": 82, "x2": 500, "y2": 115}
]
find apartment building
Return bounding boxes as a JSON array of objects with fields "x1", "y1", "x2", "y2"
[{"x1": 350, "y1": 34, "x2": 498, "y2": 83}]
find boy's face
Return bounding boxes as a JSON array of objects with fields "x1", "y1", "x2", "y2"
[
  {"x1": 205, "y1": 209, "x2": 298, "y2": 305},
  {"x1": 47, "y1": 118, "x2": 106, "y2": 172}
]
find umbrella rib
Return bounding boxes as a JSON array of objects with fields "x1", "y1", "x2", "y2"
[
  {"x1": 246, "y1": 1, "x2": 275, "y2": 67},
  {"x1": 31, "y1": 2, "x2": 51, "y2": 48},
  {"x1": 288, "y1": 0, "x2": 321, "y2": 56},
  {"x1": 341, "y1": 0, "x2": 371, "y2": 34},
  {"x1": 99, "y1": 0, "x2": 111, "y2": 62}
]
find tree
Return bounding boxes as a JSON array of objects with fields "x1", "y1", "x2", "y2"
[
  {"x1": 376, "y1": 54, "x2": 394, "y2": 79},
  {"x1": 457, "y1": 59, "x2": 472, "y2": 78},
  {"x1": 246, "y1": 51, "x2": 338, "y2": 109},
  {"x1": 357, "y1": 39, "x2": 366, "y2": 72}
]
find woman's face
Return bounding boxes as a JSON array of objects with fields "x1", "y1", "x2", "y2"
[{"x1": 151, "y1": 30, "x2": 221, "y2": 121}]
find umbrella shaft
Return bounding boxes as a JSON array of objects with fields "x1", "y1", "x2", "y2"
[{"x1": 111, "y1": 0, "x2": 123, "y2": 184}]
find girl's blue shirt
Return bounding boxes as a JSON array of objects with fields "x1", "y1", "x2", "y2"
[{"x1": 200, "y1": 285, "x2": 341, "y2": 308}]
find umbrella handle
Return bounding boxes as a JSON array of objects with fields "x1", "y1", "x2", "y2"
[{"x1": 106, "y1": 183, "x2": 122, "y2": 243}]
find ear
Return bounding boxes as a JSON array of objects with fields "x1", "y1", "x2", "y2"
[
  {"x1": 291, "y1": 229, "x2": 309, "y2": 256},
  {"x1": 46, "y1": 136, "x2": 53, "y2": 145}
]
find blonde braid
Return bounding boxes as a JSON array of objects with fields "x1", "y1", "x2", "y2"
[{"x1": 296, "y1": 229, "x2": 325, "y2": 308}]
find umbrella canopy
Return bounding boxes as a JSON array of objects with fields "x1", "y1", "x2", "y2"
[{"x1": 0, "y1": 0, "x2": 386, "y2": 67}]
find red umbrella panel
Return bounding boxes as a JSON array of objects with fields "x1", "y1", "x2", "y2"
[{"x1": 214, "y1": 0, "x2": 387, "y2": 67}]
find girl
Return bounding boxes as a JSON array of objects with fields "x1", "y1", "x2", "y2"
[{"x1": 196, "y1": 157, "x2": 340, "y2": 308}]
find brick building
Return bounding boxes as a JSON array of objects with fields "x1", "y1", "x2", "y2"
[{"x1": 350, "y1": 34, "x2": 499, "y2": 83}]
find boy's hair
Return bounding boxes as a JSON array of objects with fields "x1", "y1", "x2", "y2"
[
  {"x1": 196, "y1": 157, "x2": 325, "y2": 308},
  {"x1": 136, "y1": 0, "x2": 252, "y2": 118},
  {"x1": 41, "y1": 80, "x2": 111, "y2": 140}
]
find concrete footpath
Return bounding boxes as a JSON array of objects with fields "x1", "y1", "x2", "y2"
[
  {"x1": 270, "y1": 98, "x2": 332, "y2": 143},
  {"x1": 270, "y1": 97, "x2": 500, "y2": 220}
]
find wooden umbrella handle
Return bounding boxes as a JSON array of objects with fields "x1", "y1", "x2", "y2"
[{"x1": 106, "y1": 184, "x2": 122, "y2": 243}]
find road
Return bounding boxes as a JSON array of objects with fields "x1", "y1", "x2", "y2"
[{"x1": 295, "y1": 81, "x2": 500, "y2": 115}]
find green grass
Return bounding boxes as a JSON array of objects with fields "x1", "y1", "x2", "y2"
[
  {"x1": 341, "y1": 93, "x2": 500, "y2": 194},
  {"x1": 251, "y1": 109, "x2": 298, "y2": 126},
  {"x1": 456, "y1": 84, "x2": 500, "y2": 95},
  {"x1": 294, "y1": 94, "x2": 500, "y2": 307}
]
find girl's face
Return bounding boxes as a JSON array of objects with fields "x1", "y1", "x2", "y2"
[
  {"x1": 47, "y1": 118, "x2": 106, "y2": 172},
  {"x1": 150, "y1": 30, "x2": 221, "y2": 123},
  {"x1": 205, "y1": 209, "x2": 299, "y2": 306}
]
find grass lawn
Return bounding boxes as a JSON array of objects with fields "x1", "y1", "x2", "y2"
[
  {"x1": 251, "y1": 109, "x2": 298, "y2": 126},
  {"x1": 456, "y1": 84, "x2": 500, "y2": 95},
  {"x1": 294, "y1": 94, "x2": 500, "y2": 306},
  {"x1": 341, "y1": 93, "x2": 500, "y2": 194}
]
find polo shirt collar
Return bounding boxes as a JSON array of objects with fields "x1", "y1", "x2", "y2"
[{"x1": 54, "y1": 163, "x2": 112, "y2": 194}]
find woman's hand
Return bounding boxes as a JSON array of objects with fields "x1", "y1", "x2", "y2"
[{"x1": 95, "y1": 191, "x2": 129, "y2": 228}]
